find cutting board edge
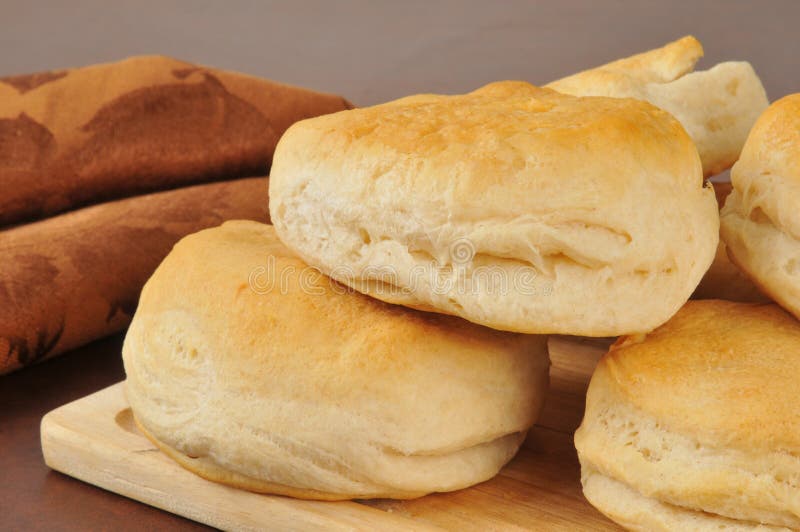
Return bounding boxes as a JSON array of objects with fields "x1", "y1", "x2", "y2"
[{"x1": 40, "y1": 383, "x2": 437, "y2": 532}]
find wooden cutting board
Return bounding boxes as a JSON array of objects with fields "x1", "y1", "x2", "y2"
[{"x1": 41, "y1": 335, "x2": 620, "y2": 531}]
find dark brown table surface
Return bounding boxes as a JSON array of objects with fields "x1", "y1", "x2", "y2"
[
  {"x1": 3, "y1": 1, "x2": 799, "y2": 530},
  {"x1": 1, "y1": 335, "x2": 210, "y2": 531}
]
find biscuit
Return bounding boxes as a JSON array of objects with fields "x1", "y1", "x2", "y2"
[
  {"x1": 576, "y1": 300, "x2": 800, "y2": 530},
  {"x1": 270, "y1": 82, "x2": 719, "y2": 336},
  {"x1": 122, "y1": 221, "x2": 550, "y2": 500}
]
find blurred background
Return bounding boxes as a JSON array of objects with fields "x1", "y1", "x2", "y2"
[{"x1": 2, "y1": 0, "x2": 798, "y2": 106}]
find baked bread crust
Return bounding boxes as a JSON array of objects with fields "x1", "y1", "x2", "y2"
[
  {"x1": 721, "y1": 95, "x2": 800, "y2": 320},
  {"x1": 270, "y1": 82, "x2": 719, "y2": 336},
  {"x1": 576, "y1": 300, "x2": 800, "y2": 529},
  {"x1": 122, "y1": 221, "x2": 549, "y2": 500},
  {"x1": 547, "y1": 36, "x2": 769, "y2": 177},
  {"x1": 692, "y1": 182, "x2": 769, "y2": 303}
]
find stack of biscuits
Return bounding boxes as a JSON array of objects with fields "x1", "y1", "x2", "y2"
[{"x1": 123, "y1": 36, "x2": 800, "y2": 529}]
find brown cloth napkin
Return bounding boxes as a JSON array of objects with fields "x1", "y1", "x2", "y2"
[
  {"x1": 0, "y1": 56, "x2": 351, "y2": 226},
  {"x1": 0, "y1": 56, "x2": 352, "y2": 374},
  {"x1": 0, "y1": 177, "x2": 269, "y2": 375}
]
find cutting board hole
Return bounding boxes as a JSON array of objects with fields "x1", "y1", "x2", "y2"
[{"x1": 115, "y1": 408, "x2": 140, "y2": 435}]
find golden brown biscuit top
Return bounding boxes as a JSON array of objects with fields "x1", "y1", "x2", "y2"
[
  {"x1": 547, "y1": 35, "x2": 703, "y2": 92},
  {"x1": 131, "y1": 220, "x2": 546, "y2": 455},
  {"x1": 276, "y1": 81, "x2": 702, "y2": 222},
  {"x1": 728, "y1": 94, "x2": 800, "y2": 241},
  {"x1": 737, "y1": 94, "x2": 800, "y2": 184},
  {"x1": 600, "y1": 300, "x2": 800, "y2": 453}
]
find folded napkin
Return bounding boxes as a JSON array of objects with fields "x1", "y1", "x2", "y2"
[
  {"x1": 0, "y1": 56, "x2": 351, "y2": 226},
  {"x1": 0, "y1": 177, "x2": 268, "y2": 375},
  {"x1": 0, "y1": 56, "x2": 352, "y2": 374}
]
